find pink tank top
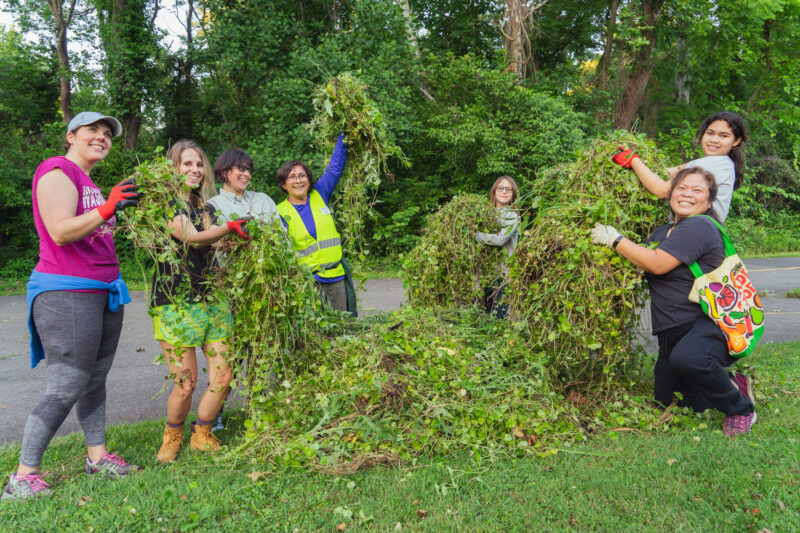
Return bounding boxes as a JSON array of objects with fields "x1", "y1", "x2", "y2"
[{"x1": 32, "y1": 156, "x2": 120, "y2": 282}]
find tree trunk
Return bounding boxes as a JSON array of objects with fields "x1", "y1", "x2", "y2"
[
  {"x1": 46, "y1": 0, "x2": 77, "y2": 123},
  {"x1": 613, "y1": 0, "x2": 663, "y2": 130},
  {"x1": 95, "y1": 0, "x2": 158, "y2": 150},
  {"x1": 124, "y1": 114, "x2": 141, "y2": 150},
  {"x1": 675, "y1": 33, "x2": 690, "y2": 104},
  {"x1": 502, "y1": 0, "x2": 547, "y2": 80},
  {"x1": 395, "y1": 0, "x2": 421, "y2": 59},
  {"x1": 596, "y1": 0, "x2": 619, "y2": 91}
]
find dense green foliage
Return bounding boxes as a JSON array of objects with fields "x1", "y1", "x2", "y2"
[
  {"x1": 3, "y1": 1, "x2": 800, "y2": 271},
  {"x1": 214, "y1": 219, "x2": 330, "y2": 407},
  {"x1": 308, "y1": 72, "x2": 410, "y2": 255},
  {"x1": 403, "y1": 194, "x2": 505, "y2": 308},
  {"x1": 508, "y1": 133, "x2": 668, "y2": 387}
]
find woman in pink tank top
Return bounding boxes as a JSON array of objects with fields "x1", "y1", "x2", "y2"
[{"x1": 4, "y1": 112, "x2": 143, "y2": 501}]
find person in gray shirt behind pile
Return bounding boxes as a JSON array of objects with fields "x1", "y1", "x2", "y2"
[{"x1": 208, "y1": 149, "x2": 279, "y2": 224}]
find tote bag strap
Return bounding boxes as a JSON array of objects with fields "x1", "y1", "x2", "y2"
[{"x1": 688, "y1": 215, "x2": 738, "y2": 278}]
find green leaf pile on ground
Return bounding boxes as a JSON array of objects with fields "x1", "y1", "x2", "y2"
[{"x1": 1, "y1": 341, "x2": 797, "y2": 531}]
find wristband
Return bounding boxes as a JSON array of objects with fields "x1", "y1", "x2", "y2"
[{"x1": 612, "y1": 235, "x2": 624, "y2": 249}]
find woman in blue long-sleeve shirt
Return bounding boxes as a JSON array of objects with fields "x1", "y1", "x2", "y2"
[{"x1": 275, "y1": 133, "x2": 350, "y2": 311}]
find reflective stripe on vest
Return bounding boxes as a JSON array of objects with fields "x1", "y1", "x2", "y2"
[{"x1": 277, "y1": 191, "x2": 345, "y2": 279}]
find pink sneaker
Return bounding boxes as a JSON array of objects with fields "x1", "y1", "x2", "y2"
[
  {"x1": 85, "y1": 453, "x2": 142, "y2": 477},
  {"x1": 2, "y1": 472, "x2": 52, "y2": 500},
  {"x1": 732, "y1": 372, "x2": 755, "y2": 406},
  {"x1": 723, "y1": 411, "x2": 757, "y2": 437}
]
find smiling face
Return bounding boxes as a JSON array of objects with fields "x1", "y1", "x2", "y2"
[
  {"x1": 179, "y1": 148, "x2": 204, "y2": 189},
  {"x1": 223, "y1": 164, "x2": 252, "y2": 197},
  {"x1": 281, "y1": 164, "x2": 311, "y2": 203},
  {"x1": 493, "y1": 178, "x2": 514, "y2": 207},
  {"x1": 669, "y1": 172, "x2": 712, "y2": 222},
  {"x1": 66, "y1": 121, "x2": 112, "y2": 163},
  {"x1": 700, "y1": 120, "x2": 741, "y2": 157}
]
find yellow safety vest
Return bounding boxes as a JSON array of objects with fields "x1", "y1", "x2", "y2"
[{"x1": 277, "y1": 190, "x2": 345, "y2": 279}]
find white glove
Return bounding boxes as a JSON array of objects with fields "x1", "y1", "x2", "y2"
[{"x1": 591, "y1": 222, "x2": 621, "y2": 248}]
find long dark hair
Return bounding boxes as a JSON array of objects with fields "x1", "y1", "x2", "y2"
[
  {"x1": 695, "y1": 111, "x2": 747, "y2": 190},
  {"x1": 669, "y1": 167, "x2": 720, "y2": 223}
]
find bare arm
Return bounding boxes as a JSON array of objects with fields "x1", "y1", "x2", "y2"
[
  {"x1": 630, "y1": 158, "x2": 670, "y2": 199},
  {"x1": 37, "y1": 170, "x2": 108, "y2": 246},
  {"x1": 168, "y1": 213, "x2": 231, "y2": 248},
  {"x1": 615, "y1": 238, "x2": 682, "y2": 274}
]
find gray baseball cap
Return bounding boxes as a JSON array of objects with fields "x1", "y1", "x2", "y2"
[{"x1": 67, "y1": 111, "x2": 123, "y2": 137}]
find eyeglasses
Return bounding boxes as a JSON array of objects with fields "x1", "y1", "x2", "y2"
[
  {"x1": 232, "y1": 164, "x2": 252, "y2": 173},
  {"x1": 496, "y1": 186, "x2": 513, "y2": 193},
  {"x1": 287, "y1": 173, "x2": 308, "y2": 182}
]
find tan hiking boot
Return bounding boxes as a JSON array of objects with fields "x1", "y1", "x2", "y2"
[
  {"x1": 190, "y1": 422, "x2": 221, "y2": 452},
  {"x1": 156, "y1": 424, "x2": 184, "y2": 463}
]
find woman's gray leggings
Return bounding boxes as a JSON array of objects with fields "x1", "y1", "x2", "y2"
[{"x1": 20, "y1": 291, "x2": 123, "y2": 468}]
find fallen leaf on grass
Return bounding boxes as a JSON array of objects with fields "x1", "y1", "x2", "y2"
[
  {"x1": 610, "y1": 428, "x2": 636, "y2": 432},
  {"x1": 417, "y1": 509, "x2": 428, "y2": 519},
  {"x1": 569, "y1": 516, "x2": 578, "y2": 525},
  {"x1": 667, "y1": 458, "x2": 677, "y2": 466},
  {"x1": 757, "y1": 529, "x2": 773, "y2": 533},
  {"x1": 336, "y1": 522, "x2": 346, "y2": 531},
  {"x1": 751, "y1": 508, "x2": 760, "y2": 516},
  {"x1": 777, "y1": 500, "x2": 785, "y2": 510},
  {"x1": 246, "y1": 471, "x2": 266, "y2": 482},
  {"x1": 513, "y1": 426, "x2": 525, "y2": 439},
  {"x1": 180, "y1": 494, "x2": 188, "y2": 500},
  {"x1": 77, "y1": 496, "x2": 92, "y2": 507},
  {"x1": 569, "y1": 390, "x2": 587, "y2": 406}
]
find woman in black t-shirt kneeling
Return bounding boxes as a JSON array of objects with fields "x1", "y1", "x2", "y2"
[{"x1": 591, "y1": 167, "x2": 756, "y2": 436}]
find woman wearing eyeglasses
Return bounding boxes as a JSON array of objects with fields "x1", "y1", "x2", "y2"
[
  {"x1": 475, "y1": 176, "x2": 520, "y2": 318},
  {"x1": 208, "y1": 149, "x2": 279, "y2": 224},
  {"x1": 275, "y1": 133, "x2": 349, "y2": 312}
]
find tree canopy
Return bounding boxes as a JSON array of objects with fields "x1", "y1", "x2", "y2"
[{"x1": 1, "y1": 0, "x2": 799, "y2": 274}]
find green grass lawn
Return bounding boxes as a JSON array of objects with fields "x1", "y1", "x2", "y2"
[{"x1": 2, "y1": 343, "x2": 799, "y2": 531}]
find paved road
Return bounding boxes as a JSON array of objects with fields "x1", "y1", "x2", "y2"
[{"x1": 1, "y1": 258, "x2": 798, "y2": 445}]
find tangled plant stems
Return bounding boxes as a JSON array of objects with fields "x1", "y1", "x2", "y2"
[
  {"x1": 213, "y1": 220, "x2": 335, "y2": 412},
  {"x1": 507, "y1": 132, "x2": 669, "y2": 390},
  {"x1": 116, "y1": 157, "x2": 204, "y2": 308},
  {"x1": 308, "y1": 72, "x2": 410, "y2": 258},
  {"x1": 403, "y1": 194, "x2": 506, "y2": 308}
]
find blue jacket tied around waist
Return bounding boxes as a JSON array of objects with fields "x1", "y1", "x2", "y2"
[{"x1": 27, "y1": 270, "x2": 131, "y2": 368}]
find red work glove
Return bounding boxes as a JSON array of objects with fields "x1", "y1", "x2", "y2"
[
  {"x1": 97, "y1": 178, "x2": 141, "y2": 220},
  {"x1": 227, "y1": 218, "x2": 251, "y2": 239},
  {"x1": 611, "y1": 146, "x2": 641, "y2": 169}
]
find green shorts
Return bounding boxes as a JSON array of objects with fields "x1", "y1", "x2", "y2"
[{"x1": 151, "y1": 302, "x2": 233, "y2": 347}]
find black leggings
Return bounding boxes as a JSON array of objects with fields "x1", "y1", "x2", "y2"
[{"x1": 655, "y1": 317, "x2": 753, "y2": 415}]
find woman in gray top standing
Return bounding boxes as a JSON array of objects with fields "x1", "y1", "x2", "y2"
[
  {"x1": 475, "y1": 176, "x2": 520, "y2": 318},
  {"x1": 208, "y1": 149, "x2": 279, "y2": 224},
  {"x1": 612, "y1": 111, "x2": 747, "y2": 223}
]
